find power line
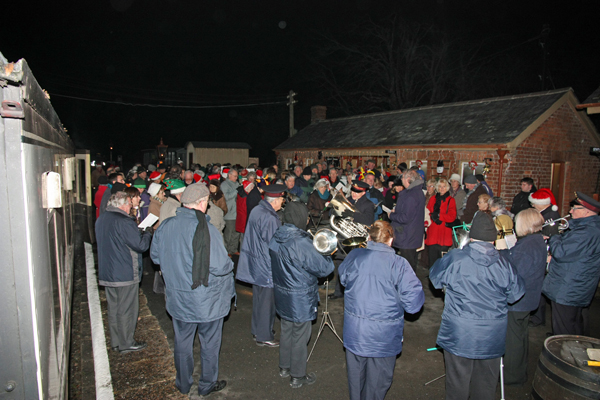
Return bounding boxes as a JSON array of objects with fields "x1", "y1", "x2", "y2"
[{"x1": 50, "y1": 93, "x2": 288, "y2": 108}]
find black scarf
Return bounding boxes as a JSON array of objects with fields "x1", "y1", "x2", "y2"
[
  {"x1": 433, "y1": 191, "x2": 451, "y2": 214},
  {"x1": 191, "y1": 209, "x2": 211, "y2": 289}
]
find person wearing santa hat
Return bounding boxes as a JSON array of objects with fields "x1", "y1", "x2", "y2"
[
  {"x1": 542, "y1": 192, "x2": 600, "y2": 336},
  {"x1": 529, "y1": 188, "x2": 561, "y2": 237}
]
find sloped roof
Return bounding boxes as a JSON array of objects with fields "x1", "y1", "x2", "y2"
[
  {"x1": 187, "y1": 141, "x2": 251, "y2": 149},
  {"x1": 581, "y1": 86, "x2": 600, "y2": 106},
  {"x1": 275, "y1": 89, "x2": 574, "y2": 151}
]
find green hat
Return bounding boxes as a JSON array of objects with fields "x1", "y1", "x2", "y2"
[
  {"x1": 133, "y1": 178, "x2": 147, "y2": 189},
  {"x1": 164, "y1": 179, "x2": 186, "y2": 194}
]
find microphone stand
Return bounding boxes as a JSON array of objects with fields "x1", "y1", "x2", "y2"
[{"x1": 307, "y1": 280, "x2": 343, "y2": 361}]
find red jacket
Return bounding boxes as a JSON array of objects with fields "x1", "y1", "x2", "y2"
[
  {"x1": 94, "y1": 185, "x2": 108, "y2": 219},
  {"x1": 425, "y1": 193, "x2": 456, "y2": 247},
  {"x1": 235, "y1": 193, "x2": 248, "y2": 233}
]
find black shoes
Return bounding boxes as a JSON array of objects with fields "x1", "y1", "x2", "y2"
[
  {"x1": 111, "y1": 346, "x2": 119, "y2": 352},
  {"x1": 328, "y1": 294, "x2": 343, "y2": 300},
  {"x1": 290, "y1": 372, "x2": 317, "y2": 388},
  {"x1": 279, "y1": 367, "x2": 291, "y2": 378},
  {"x1": 202, "y1": 380, "x2": 227, "y2": 397},
  {"x1": 119, "y1": 341, "x2": 147, "y2": 354}
]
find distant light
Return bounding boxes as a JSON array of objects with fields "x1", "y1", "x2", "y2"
[{"x1": 279, "y1": 21, "x2": 287, "y2": 29}]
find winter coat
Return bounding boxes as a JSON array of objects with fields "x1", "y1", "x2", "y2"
[
  {"x1": 425, "y1": 193, "x2": 456, "y2": 247},
  {"x1": 236, "y1": 200, "x2": 282, "y2": 288},
  {"x1": 340, "y1": 241, "x2": 425, "y2": 357},
  {"x1": 206, "y1": 201, "x2": 225, "y2": 234},
  {"x1": 450, "y1": 187, "x2": 467, "y2": 218},
  {"x1": 503, "y1": 233, "x2": 547, "y2": 312},
  {"x1": 269, "y1": 224, "x2": 334, "y2": 322},
  {"x1": 390, "y1": 178, "x2": 426, "y2": 249},
  {"x1": 210, "y1": 192, "x2": 228, "y2": 215},
  {"x1": 510, "y1": 187, "x2": 536, "y2": 216},
  {"x1": 349, "y1": 194, "x2": 375, "y2": 227},
  {"x1": 366, "y1": 188, "x2": 384, "y2": 221},
  {"x1": 235, "y1": 187, "x2": 248, "y2": 233},
  {"x1": 221, "y1": 179, "x2": 240, "y2": 220},
  {"x1": 96, "y1": 206, "x2": 152, "y2": 286},
  {"x1": 148, "y1": 197, "x2": 163, "y2": 219},
  {"x1": 542, "y1": 214, "x2": 600, "y2": 307},
  {"x1": 429, "y1": 241, "x2": 525, "y2": 359},
  {"x1": 246, "y1": 186, "x2": 262, "y2": 222},
  {"x1": 460, "y1": 184, "x2": 487, "y2": 224},
  {"x1": 540, "y1": 206, "x2": 561, "y2": 237},
  {"x1": 159, "y1": 197, "x2": 180, "y2": 226},
  {"x1": 150, "y1": 207, "x2": 235, "y2": 323},
  {"x1": 94, "y1": 185, "x2": 109, "y2": 218},
  {"x1": 139, "y1": 190, "x2": 150, "y2": 221},
  {"x1": 307, "y1": 191, "x2": 332, "y2": 219}
]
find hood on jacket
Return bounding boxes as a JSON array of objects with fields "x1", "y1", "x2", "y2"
[
  {"x1": 463, "y1": 241, "x2": 499, "y2": 267},
  {"x1": 407, "y1": 178, "x2": 424, "y2": 191},
  {"x1": 272, "y1": 223, "x2": 309, "y2": 244}
]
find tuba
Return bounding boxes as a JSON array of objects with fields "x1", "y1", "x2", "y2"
[{"x1": 329, "y1": 191, "x2": 357, "y2": 217}]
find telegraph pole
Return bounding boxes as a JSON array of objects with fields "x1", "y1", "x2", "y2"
[{"x1": 287, "y1": 90, "x2": 297, "y2": 137}]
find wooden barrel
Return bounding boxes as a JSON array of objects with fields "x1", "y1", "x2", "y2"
[{"x1": 532, "y1": 335, "x2": 600, "y2": 399}]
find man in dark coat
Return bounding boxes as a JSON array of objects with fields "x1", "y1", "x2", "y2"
[
  {"x1": 150, "y1": 183, "x2": 234, "y2": 397},
  {"x1": 347, "y1": 180, "x2": 375, "y2": 226},
  {"x1": 269, "y1": 202, "x2": 334, "y2": 388},
  {"x1": 542, "y1": 192, "x2": 600, "y2": 336},
  {"x1": 510, "y1": 177, "x2": 536, "y2": 216},
  {"x1": 364, "y1": 172, "x2": 384, "y2": 222},
  {"x1": 236, "y1": 184, "x2": 286, "y2": 347},
  {"x1": 96, "y1": 191, "x2": 152, "y2": 354},
  {"x1": 430, "y1": 212, "x2": 525, "y2": 400},
  {"x1": 459, "y1": 174, "x2": 488, "y2": 224},
  {"x1": 389, "y1": 170, "x2": 425, "y2": 270}
]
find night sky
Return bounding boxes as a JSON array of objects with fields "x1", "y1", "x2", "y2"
[{"x1": 3, "y1": 0, "x2": 599, "y2": 166}]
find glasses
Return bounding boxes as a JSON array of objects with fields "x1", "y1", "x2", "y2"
[{"x1": 571, "y1": 206, "x2": 585, "y2": 210}]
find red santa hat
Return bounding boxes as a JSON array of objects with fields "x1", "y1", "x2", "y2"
[
  {"x1": 149, "y1": 171, "x2": 161, "y2": 181},
  {"x1": 256, "y1": 170, "x2": 263, "y2": 177},
  {"x1": 529, "y1": 188, "x2": 558, "y2": 212},
  {"x1": 193, "y1": 173, "x2": 202, "y2": 183}
]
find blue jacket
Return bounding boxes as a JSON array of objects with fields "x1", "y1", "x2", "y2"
[
  {"x1": 504, "y1": 233, "x2": 547, "y2": 312},
  {"x1": 340, "y1": 242, "x2": 425, "y2": 357},
  {"x1": 96, "y1": 206, "x2": 152, "y2": 286},
  {"x1": 390, "y1": 179, "x2": 425, "y2": 249},
  {"x1": 269, "y1": 224, "x2": 334, "y2": 323},
  {"x1": 236, "y1": 200, "x2": 282, "y2": 287},
  {"x1": 150, "y1": 207, "x2": 235, "y2": 323},
  {"x1": 139, "y1": 190, "x2": 151, "y2": 221},
  {"x1": 430, "y1": 241, "x2": 525, "y2": 359},
  {"x1": 542, "y1": 215, "x2": 600, "y2": 307}
]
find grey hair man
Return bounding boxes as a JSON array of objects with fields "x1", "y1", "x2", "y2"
[
  {"x1": 96, "y1": 191, "x2": 153, "y2": 354},
  {"x1": 151, "y1": 183, "x2": 235, "y2": 397}
]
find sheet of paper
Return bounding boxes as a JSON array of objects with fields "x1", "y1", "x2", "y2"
[
  {"x1": 382, "y1": 205, "x2": 392, "y2": 214},
  {"x1": 336, "y1": 182, "x2": 344, "y2": 191},
  {"x1": 138, "y1": 213, "x2": 159, "y2": 230}
]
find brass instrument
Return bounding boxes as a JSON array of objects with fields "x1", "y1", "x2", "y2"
[
  {"x1": 341, "y1": 236, "x2": 367, "y2": 250},
  {"x1": 310, "y1": 228, "x2": 339, "y2": 255},
  {"x1": 541, "y1": 215, "x2": 570, "y2": 232},
  {"x1": 329, "y1": 191, "x2": 357, "y2": 217},
  {"x1": 329, "y1": 215, "x2": 369, "y2": 240}
]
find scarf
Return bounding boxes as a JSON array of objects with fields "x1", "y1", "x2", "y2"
[
  {"x1": 318, "y1": 189, "x2": 330, "y2": 200},
  {"x1": 191, "y1": 209, "x2": 211, "y2": 289}
]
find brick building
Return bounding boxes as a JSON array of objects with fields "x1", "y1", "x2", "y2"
[{"x1": 274, "y1": 88, "x2": 600, "y2": 215}]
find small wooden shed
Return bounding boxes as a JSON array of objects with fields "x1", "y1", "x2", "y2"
[{"x1": 185, "y1": 141, "x2": 251, "y2": 168}]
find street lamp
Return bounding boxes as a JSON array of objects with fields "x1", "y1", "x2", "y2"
[{"x1": 157, "y1": 138, "x2": 168, "y2": 166}]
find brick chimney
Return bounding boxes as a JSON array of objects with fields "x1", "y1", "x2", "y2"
[{"x1": 311, "y1": 106, "x2": 327, "y2": 123}]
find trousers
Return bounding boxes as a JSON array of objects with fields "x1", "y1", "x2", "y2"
[
  {"x1": 223, "y1": 219, "x2": 240, "y2": 254},
  {"x1": 279, "y1": 319, "x2": 312, "y2": 378},
  {"x1": 105, "y1": 284, "x2": 139, "y2": 349},
  {"x1": 346, "y1": 351, "x2": 396, "y2": 400},
  {"x1": 504, "y1": 310, "x2": 530, "y2": 385},
  {"x1": 173, "y1": 318, "x2": 224, "y2": 395},
  {"x1": 251, "y1": 285, "x2": 276, "y2": 341},
  {"x1": 444, "y1": 351, "x2": 500, "y2": 400}
]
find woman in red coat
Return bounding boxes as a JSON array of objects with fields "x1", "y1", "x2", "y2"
[{"x1": 425, "y1": 179, "x2": 456, "y2": 267}]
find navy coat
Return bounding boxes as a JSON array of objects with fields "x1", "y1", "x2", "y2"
[
  {"x1": 150, "y1": 208, "x2": 235, "y2": 323},
  {"x1": 390, "y1": 179, "x2": 425, "y2": 249},
  {"x1": 349, "y1": 194, "x2": 375, "y2": 227},
  {"x1": 269, "y1": 224, "x2": 334, "y2": 323},
  {"x1": 236, "y1": 200, "x2": 282, "y2": 287},
  {"x1": 542, "y1": 215, "x2": 600, "y2": 307},
  {"x1": 503, "y1": 233, "x2": 547, "y2": 312},
  {"x1": 96, "y1": 206, "x2": 152, "y2": 287},
  {"x1": 340, "y1": 242, "x2": 425, "y2": 358},
  {"x1": 430, "y1": 241, "x2": 525, "y2": 359}
]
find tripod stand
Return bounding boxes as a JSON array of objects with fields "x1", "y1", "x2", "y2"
[{"x1": 307, "y1": 280, "x2": 343, "y2": 361}]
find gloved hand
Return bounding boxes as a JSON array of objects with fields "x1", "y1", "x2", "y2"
[
  {"x1": 144, "y1": 226, "x2": 154, "y2": 235},
  {"x1": 341, "y1": 209, "x2": 355, "y2": 218},
  {"x1": 431, "y1": 212, "x2": 440, "y2": 221}
]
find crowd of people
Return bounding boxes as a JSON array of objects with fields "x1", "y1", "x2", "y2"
[{"x1": 91, "y1": 158, "x2": 600, "y2": 400}]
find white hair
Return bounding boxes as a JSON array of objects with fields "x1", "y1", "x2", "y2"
[
  {"x1": 182, "y1": 195, "x2": 209, "y2": 208},
  {"x1": 108, "y1": 191, "x2": 130, "y2": 208}
]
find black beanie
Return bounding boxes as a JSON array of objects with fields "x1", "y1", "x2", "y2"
[
  {"x1": 469, "y1": 212, "x2": 497, "y2": 242},
  {"x1": 282, "y1": 201, "x2": 309, "y2": 231},
  {"x1": 302, "y1": 166, "x2": 312, "y2": 176},
  {"x1": 111, "y1": 182, "x2": 127, "y2": 194}
]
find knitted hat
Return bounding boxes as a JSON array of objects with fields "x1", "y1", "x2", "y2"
[
  {"x1": 147, "y1": 164, "x2": 156, "y2": 172},
  {"x1": 110, "y1": 182, "x2": 127, "y2": 194},
  {"x1": 132, "y1": 178, "x2": 147, "y2": 189},
  {"x1": 469, "y1": 212, "x2": 497, "y2": 242},
  {"x1": 147, "y1": 182, "x2": 162, "y2": 197},
  {"x1": 529, "y1": 188, "x2": 558, "y2": 211},
  {"x1": 302, "y1": 166, "x2": 312, "y2": 176},
  {"x1": 180, "y1": 182, "x2": 209, "y2": 204},
  {"x1": 164, "y1": 179, "x2": 186, "y2": 194},
  {"x1": 449, "y1": 173, "x2": 461, "y2": 183}
]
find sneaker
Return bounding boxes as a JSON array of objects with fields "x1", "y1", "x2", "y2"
[
  {"x1": 279, "y1": 368, "x2": 290, "y2": 378},
  {"x1": 290, "y1": 373, "x2": 317, "y2": 388},
  {"x1": 119, "y1": 341, "x2": 147, "y2": 354},
  {"x1": 256, "y1": 340, "x2": 280, "y2": 348}
]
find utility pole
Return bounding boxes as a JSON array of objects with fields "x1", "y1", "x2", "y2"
[
  {"x1": 539, "y1": 24, "x2": 550, "y2": 91},
  {"x1": 287, "y1": 90, "x2": 297, "y2": 137}
]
